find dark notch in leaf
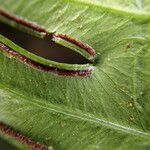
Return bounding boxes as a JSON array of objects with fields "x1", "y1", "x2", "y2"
[
  {"x1": 0, "y1": 21, "x2": 90, "y2": 64},
  {"x1": 0, "y1": 122, "x2": 52, "y2": 150},
  {"x1": 0, "y1": 9, "x2": 96, "y2": 58}
]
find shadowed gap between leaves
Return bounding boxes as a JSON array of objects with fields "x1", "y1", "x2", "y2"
[
  {"x1": 0, "y1": 21, "x2": 91, "y2": 64},
  {"x1": 0, "y1": 137, "x2": 18, "y2": 150}
]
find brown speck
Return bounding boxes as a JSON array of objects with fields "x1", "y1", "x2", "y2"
[
  {"x1": 128, "y1": 115, "x2": 135, "y2": 123},
  {"x1": 126, "y1": 43, "x2": 132, "y2": 49}
]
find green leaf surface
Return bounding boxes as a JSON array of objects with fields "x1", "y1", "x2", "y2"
[{"x1": 0, "y1": 0, "x2": 150, "y2": 149}]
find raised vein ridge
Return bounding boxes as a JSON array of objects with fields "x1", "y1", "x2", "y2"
[{"x1": 67, "y1": 0, "x2": 150, "y2": 21}]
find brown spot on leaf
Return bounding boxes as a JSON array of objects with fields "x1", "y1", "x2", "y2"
[{"x1": 126, "y1": 43, "x2": 132, "y2": 49}]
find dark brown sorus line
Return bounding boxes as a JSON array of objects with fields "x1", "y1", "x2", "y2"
[
  {"x1": 0, "y1": 43, "x2": 93, "y2": 77},
  {"x1": 53, "y1": 33, "x2": 96, "y2": 57},
  {"x1": 0, "y1": 9, "x2": 96, "y2": 57},
  {"x1": 0, "y1": 9, "x2": 47, "y2": 33},
  {"x1": 0, "y1": 122, "x2": 53, "y2": 150}
]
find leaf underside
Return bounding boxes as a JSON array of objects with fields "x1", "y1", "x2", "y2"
[{"x1": 0, "y1": 0, "x2": 150, "y2": 150}]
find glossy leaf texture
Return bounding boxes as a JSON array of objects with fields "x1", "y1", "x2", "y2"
[{"x1": 0, "y1": 0, "x2": 150, "y2": 150}]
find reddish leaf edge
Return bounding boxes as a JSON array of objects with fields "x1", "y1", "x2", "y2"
[{"x1": 0, "y1": 122, "x2": 53, "y2": 150}]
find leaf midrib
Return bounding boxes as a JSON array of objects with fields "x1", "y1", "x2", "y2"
[{"x1": 1, "y1": 83, "x2": 150, "y2": 138}]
